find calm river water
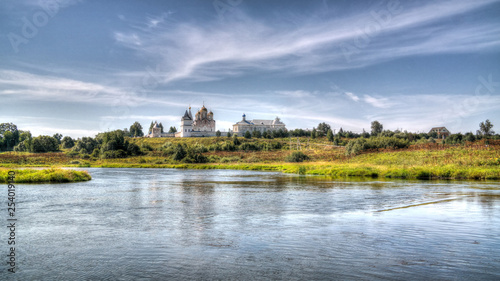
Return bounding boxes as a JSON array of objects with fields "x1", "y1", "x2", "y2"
[{"x1": 1, "y1": 168, "x2": 500, "y2": 280}]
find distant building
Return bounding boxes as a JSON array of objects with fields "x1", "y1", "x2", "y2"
[
  {"x1": 176, "y1": 105, "x2": 217, "y2": 137},
  {"x1": 429, "y1": 127, "x2": 450, "y2": 139},
  {"x1": 146, "y1": 121, "x2": 174, "y2": 138},
  {"x1": 232, "y1": 114, "x2": 286, "y2": 135},
  {"x1": 146, "y1": 105, "x2": 217, "y2": 138}
]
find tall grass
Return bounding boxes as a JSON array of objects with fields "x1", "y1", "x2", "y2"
[{"x1": 0, "y1": 168, "x2": 91, "y2": 183}]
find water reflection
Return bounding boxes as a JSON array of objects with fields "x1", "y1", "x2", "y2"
[{"x1": 3, "y1": 168, "x2": 500, "y2": 280}]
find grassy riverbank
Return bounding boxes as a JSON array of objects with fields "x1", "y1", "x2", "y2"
[
  {"x1": 0, "y1": 168, "x2": 92, "y2": 183},
  {"x1": 0, "y1": 137, "x2": 499, "y2": 180}
]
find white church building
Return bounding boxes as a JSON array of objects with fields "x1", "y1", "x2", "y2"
[
  {"x1": 176, "y1": 105, "x2": 216, "y2": 137},
  {"x1": 147, "y1": 105, "x2": 217, "y2": 138},
  {"x1": 232, "y1": 114, "x2": 286, "y2": 135}
]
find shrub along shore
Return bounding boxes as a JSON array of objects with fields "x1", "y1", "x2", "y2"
[
  {"x1": 0, "y1": 136, "x2": 499, "y2": 181},
  {"x1": 0, "y1": 168, "x2": 91, "y2": 183}
]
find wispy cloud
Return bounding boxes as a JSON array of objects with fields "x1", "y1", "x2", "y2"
[
  {"x1": 0, "y1": 69, "x2": 183, "y2": 107},
  {"x1": 113, "y1": 0, "x2": 500, "y2": 84},
  {"x1": 345, "y1": 92, "x2": 360, "y2": 102},
  {"x1": 363, "y1": 94, "x2": 395, "y2": 109},
  {"x1": 101, "y1": 115, "x2": 179, "y2": 121},
  {"x1": 273, "y1": 90, "x2": 315, "y2": 98}
]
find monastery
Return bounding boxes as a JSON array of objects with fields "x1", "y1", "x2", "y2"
[{"x1": 147, "y1": 105, "x2": 286, "y2": 138}]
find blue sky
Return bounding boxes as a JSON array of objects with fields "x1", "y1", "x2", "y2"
[{"x1": 1, "y1": 0, "x2": 499, "y2": 137}]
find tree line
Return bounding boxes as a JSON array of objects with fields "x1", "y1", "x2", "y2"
[{"x1": 0, "y1": 119, "x2": 496, "y2": 157}]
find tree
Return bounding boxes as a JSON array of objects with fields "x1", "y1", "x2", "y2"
[
  {"x1": 53, "y1": 133, "x2": 63, "y2": 144},
  {"x1": 32, "y1": 135, "x2": 59, "y2": 152},
  {"x1": 371, "y1": 121, "x2": 383, "y2": 136},
  {"x1": 0, "y1": 123, "x2": 19, "y2": 150},
  {"x1": 233, "y1": 134, "x2": 241, "y2": 145},
  {"x1": 18, "y1": 130, "x2": 33, "y2": 152},
  {"x1": 129, "y1": 122, "x2": 144, "y2": 137},
  {"x1": 227, "y1": 131, "x2": 232, "y2": 138},
  {"x1": 99, "y1": 130, "x2": 127, "y2": 153},
  {"x1": 73, "y1": 137, "x2": 98, "y2": 154},
  {"x1": 159, "y1": 122, "x2": 164, "y2": 133},
  {"x1": 127, "y1": 143, "x2": 142, "y2": 156},
  {"x1": 262, "y1": 131, "x2": 268, "y2": 138},
  {"x1": 464, "y1": 132, "x2": 476, "y2": 142},
  {"x1": 311, "y1": 128, "x2": 317, "y2": 139},
  {"x1": 168, "y1": 126, "x2": 177, "y2": 133},
  {"x1": 244, "y1": 130, "x2": 252, "y2": 139},
  {"x1": 252, "y1": 130, "x2": 261, "y2": 138},
  {"x1": 317, "y1": 122, "x2": 331, "y2": 137},
  {"x1": 361, "y1": 129, "x2": 370, "y2": 138},
  {"x1": 216, "y1": 130, "x2": 222, "y2": 137},
  {"x1": 173, "y1": 144, "x2": 186, "y2": 161},
  {"x1": 479, "y1": 119, "x2": 495, "y2": 136},
  {"x1": 61, "y1": 136, "x2": 75, "y2": 149},
  {"x1": 327, "y1": 129, "x2": 334, "y2": 142},
  {"x1": 149, "y1": 121, "x2": 154, "y2": 133}
]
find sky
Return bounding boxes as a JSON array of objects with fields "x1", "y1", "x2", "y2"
[{"x1": 1, "y1": 0, "x2": 499, "y2": 138}]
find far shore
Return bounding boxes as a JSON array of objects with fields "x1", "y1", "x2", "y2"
[{"x1": 1, "y1": 137, "x2": 499, "y2": 182}]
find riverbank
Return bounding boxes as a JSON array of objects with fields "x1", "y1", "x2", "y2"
[
  {"x1": 0, "y1": 168, "x2": 92, "y2": 183},
  {"x1": 77, "y1": 162, "x2": 497, "y2": 180},
  {"x1": 1, "y1": 138, "x2": 499, "y2": 180}
]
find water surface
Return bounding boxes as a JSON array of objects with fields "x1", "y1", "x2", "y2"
[{"x1": 1, "y1": 168, "x2": 499, "y2": 280}]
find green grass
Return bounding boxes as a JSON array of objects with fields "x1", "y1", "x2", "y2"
[
  {"x1": 0, "y1": 168, "x2": 92, "y2": 183},
  {"x1": 1, "y1": 137, "x2": 499, "y2": 181}
]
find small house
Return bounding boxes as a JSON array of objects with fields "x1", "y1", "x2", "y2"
[{"x1": 429, "y1": 127, "x2": 450, "y2": 139}]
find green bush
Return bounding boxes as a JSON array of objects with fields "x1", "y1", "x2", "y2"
[
  {"x1": 173, "y1": 144, "x2": 187, "y2": 161},
  {"x1": 101, "y1": 150, "x2": 127, "y2": 159},
  {"x1": 221, "y1": 142, "x2": 236, "y2": 151},
  {"x1": 239, "y1": 142, "x2": 260, "y2": 151},
  {"x1": 127, "y1": 143, "x2": 142, "y2": 156},
  {"x1": 285, "y1": 151, "x2": 310, "y2": 162},
  {"x1": 183, "y1": 149, "x2": 208, "y2": 163},
  {"x1": 140, "y1": 143, "x2": 153, "y2": 151},
  {"x1": 345, "y1": 136, "x2": 410, "y2": 156},
  {"x1": 191, "y1": 143, "x2": 208, "y2": 153}
]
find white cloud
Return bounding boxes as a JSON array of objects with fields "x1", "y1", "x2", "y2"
[
  {"x1": 112, "y1": 0, "x2": 500, "y2": 84},
  {"x1": 345, "y1": 92, "x2": 360, "y2": 102},
  {"x1": 101, "y1": 115, "x2": 179, "y2": 122},
  {"x1": 30, "y1": 127, "x2": 100, "y2": 138},
  {"x1": 114, "y1": 32, "x2": 142, "y2": 46},
  {"x1": 363, "y1": 94, "x2": 395, "y2": 108},
  {"x1": 0, "y1": 70, "x2": 187, "y2": 108},
  {"x1": 274, "y1": 90, "x2": 315, "y2": 98}
]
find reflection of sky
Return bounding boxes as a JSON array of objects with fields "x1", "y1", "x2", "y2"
[{"x1": 9, "y1": 168, "x2": 500, "y2": 280}]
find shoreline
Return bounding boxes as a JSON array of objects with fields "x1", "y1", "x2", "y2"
[
  {"x1": 0, "y1": 168, "x2": 91, "y2": 184},
  {"x1": 2, "y1": 162, "x2": 499, "y2": 181}
]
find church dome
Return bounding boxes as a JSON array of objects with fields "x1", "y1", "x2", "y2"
[{"x1": 201, "y1": 105, "x2": 208, "y2": 112}]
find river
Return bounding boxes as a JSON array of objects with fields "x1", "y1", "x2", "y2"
[{"x1": 2, "y1": 168, "x2": 499, "y2": 280}]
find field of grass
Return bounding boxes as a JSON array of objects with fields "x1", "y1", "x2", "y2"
[
  {"x1": 0, "y1": 168, "x2": 92, "y2": 183},
  {"x1": 0, "y1": 137, "x2": 498, "y2": 180}
]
